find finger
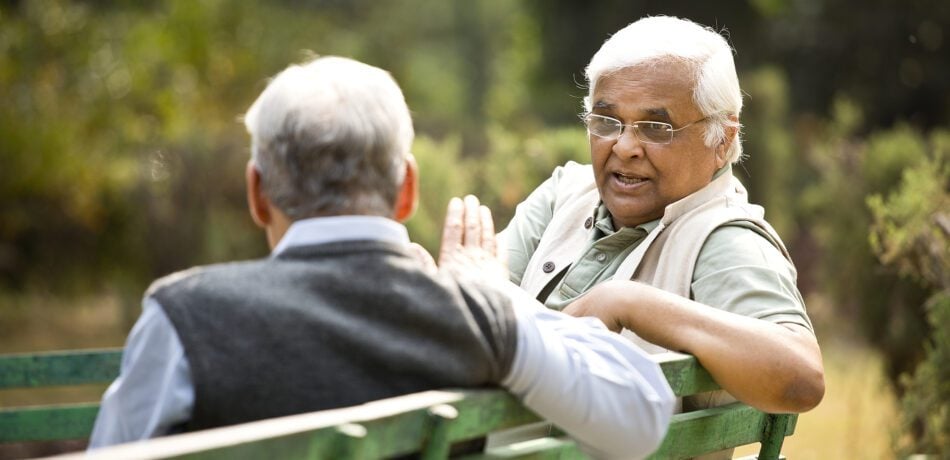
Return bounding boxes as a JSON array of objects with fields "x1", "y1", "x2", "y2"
[
  {"x1": 408, "y1": 242, "x2": 437, "y2": 274},
  {"x1": 439, "y1": 197, "x2": 465, "y2": 264},
  {"x1": 463, "y1": 195, "x2": 481, "y2": 248},
  {"x1": 479, "y1": 205, "x2": 496, "y2": 256}
]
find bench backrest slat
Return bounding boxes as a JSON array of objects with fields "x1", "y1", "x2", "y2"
[
  {"x1": 649, "y1": 403, "x2": 795, "y2": 459},
  {"x1": 0, "y1": 349, "x2": 122, "y2": 389},
  {"x1": 37, "y1": 390, "x2": 528, "y2": 460},
  {"x1": 0, "y1": 403, "x2": 101, "y2": 443},
  {"x1": 655, "y1": 352, "x2": 720, "y2": 396}
]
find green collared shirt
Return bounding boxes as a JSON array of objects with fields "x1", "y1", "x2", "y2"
[
  {"x1": 543, "y1": 205, "x2": 659, "y2": 310},
  {"x1": 503, "y1": 165, "x2": 813, "y2": 331}
]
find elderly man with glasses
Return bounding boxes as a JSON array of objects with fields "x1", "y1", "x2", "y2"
[{"x1": 448, "y1": 16, "x2": 825, "y2": 440}]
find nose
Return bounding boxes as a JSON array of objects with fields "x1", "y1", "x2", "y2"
[{"x1": 611, "y1": 127, "x2": 645, "y2": 159}]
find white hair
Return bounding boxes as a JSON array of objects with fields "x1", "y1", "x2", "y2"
[
  {"x1": 244, "y1": 56, "x2": 414, "y2": 218},
  {"x1": 584, "y1": 16, "x2": 744, "y2": 163}
]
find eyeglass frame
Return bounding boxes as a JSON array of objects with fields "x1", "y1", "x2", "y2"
[{"x1": 582, "y1": 113, "x2": 711, "y2": 145}]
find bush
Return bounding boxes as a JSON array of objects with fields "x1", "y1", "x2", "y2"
[
  {"x1": 866, "y1": 129, "x2": 949, "y2": 455},
  {"x1": 895, "y1": 292, "x2": 950, "y2": 456}
]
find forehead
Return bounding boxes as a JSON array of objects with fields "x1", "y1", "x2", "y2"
[{"x1": 590, "y1": 61, "x2": 697, "y2": 120}]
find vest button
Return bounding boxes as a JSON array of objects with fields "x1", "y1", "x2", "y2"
[
  {"x1": 584, "y1": 217, "x2": 593, "y2": 229},
  {"x1": 542, "y1": 261, "x2": 556, "y2": 273},
  {"x1": 595, "y1": 252, "x2": 607, "y2": 262}
]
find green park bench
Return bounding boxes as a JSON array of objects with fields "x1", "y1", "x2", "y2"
[{"x1": 0, "y1": 348, "x2": 796, "y2": 459}]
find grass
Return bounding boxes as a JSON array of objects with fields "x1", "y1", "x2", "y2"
[{"x1": 735, "y1": 335, "x2": 899, "y2": 459}]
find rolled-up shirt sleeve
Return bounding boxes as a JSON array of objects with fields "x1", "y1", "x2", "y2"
[
  {"x1": 496, "y1": 281, "x2": 675, "y2": 459},
  {"x1": 88, "y1": 298, "x2": 194, "y2": 449}
]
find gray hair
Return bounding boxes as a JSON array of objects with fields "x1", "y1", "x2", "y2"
[
  {"x1": 243, "y1": 56, "x2": 413, "y2": 219},
  {"x1": 584, "y1": 16, "x2": 744, "y2": 163}
]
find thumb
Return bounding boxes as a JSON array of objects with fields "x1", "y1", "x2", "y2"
[{"x1": 408, "y1": 242, "x2": 437, "y2": 275}]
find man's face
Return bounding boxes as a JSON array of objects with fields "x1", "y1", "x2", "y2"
[{"x1": 589, "y1": 63, "x2": 725, "y2": 229}]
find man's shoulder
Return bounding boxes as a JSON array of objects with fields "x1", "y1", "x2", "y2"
[
  {"x1": 552, "y1": 161, "x2": 594, "y2": 184},
  {"x1": 548, "y1": 161, "x2": 598, "y2": 208},
  {"x1": 145, "y1": 259, "x2": 267, "y2": 299},
  {"x1": 698, "y1": 224, "x2": 793, "y2": 276}
]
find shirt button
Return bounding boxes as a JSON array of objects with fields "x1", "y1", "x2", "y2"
[
  {"x1": 584, "y1": 217, "x2": 593, "y2": 229},
  {"x1": 542, "y1": 261, "x2": 556, "y2": 273},
  {"x1": 595, "y1": 252, "x2": 607, "y2": 262}
]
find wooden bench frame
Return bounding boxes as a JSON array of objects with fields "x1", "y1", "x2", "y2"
[{"x1": 0, "y1": 348, "x2": 796, "y2": 459}]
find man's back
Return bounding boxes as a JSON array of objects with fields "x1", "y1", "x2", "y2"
[{"x1": 153, "y1": 238, "x2": 518, "y2": 430}]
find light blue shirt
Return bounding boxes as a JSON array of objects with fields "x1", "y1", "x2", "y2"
[{"x1": 90, "y1": 216, "x2": 675, "y2": 459}]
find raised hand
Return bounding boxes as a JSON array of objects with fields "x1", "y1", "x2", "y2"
[{"x1": 438, "y1": 195, "x2": 507, "y2": 279}]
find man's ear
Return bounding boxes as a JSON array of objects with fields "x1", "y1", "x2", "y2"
[
  {"x1": 393, "y1": 154, "x2": 419, "y2": 223},
  {"x1": 246, "y1": 160, "x2": 271, "y2": 228},
  {"x1": 715, "y1": 144, "x2": 728, "y2": 169},
  {"x1": 716, "y1": 115, "x2": 740, "y2": 168}
]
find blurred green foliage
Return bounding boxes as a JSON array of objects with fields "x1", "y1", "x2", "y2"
[
  {"x1": 741, "y1": 66, "x2": 943, "y2": 394},
  {"x1": 894, "y1": 293, "x2": 949, "y2": 456},
  {"x1": 797, "y1": 103, "x2": 934, "y2": 384},
  {"x1": 869, "y1": 134, "x2": 950, "y2": 290},
  {"x1": 2, "y1": 0, "x2": 949, "y2": 450},
  {"x1": 866, "y1": 131, "x2": 948, "y2": 456}
]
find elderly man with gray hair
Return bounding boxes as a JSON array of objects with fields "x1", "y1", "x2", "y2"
[
  {"x1": 88, "y1": 56, "x2": 675, "y2": 459},
  {"x1": 489, "y1": 14, "x2": 825, "y2": 425}
]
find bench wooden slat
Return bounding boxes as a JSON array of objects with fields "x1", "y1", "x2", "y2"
[
  {"x1": 466, "y1": 403, "x2": 797, "y2": 460},
  {"x1": 758, "y1": 412, "x2": 797, "y2": 460},
  {"x1": 0, "y1": 350, "x2": 714, "y2": 396},
  {"x1": 655, "y1": 352, "x2": 719, "y2": 397},
  {"x1": 0, "y1": 349, "x2": 710, "y2": 394},
  {"x1": 0, "y1": 349, "x2": 122, "y2": 389},
  {"x1": 649, "y1": 403, "x2": 797, "y2": 460},
  {"x1": 0, "y1": 403, "x2": 100, "y2": 442},
  {"x1": 466, "y1": 437, "x2": 584, "y2": 459},
  {"x1": 46, "y1": 390, "x2": 535, "y2": 460}
]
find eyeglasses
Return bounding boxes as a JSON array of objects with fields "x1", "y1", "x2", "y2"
[{"x1": 584, "y1": 113, "x2": 709, "y2": 144}]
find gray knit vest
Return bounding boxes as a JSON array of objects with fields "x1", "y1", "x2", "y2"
[{"x1": 150, "y1": 240, "x2": 518, "y2": 431}]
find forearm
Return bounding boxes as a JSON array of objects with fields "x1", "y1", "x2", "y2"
[
  {"x1": 499, "y1": 283, "x2": 674, "y2": 459},
  {"x1": 585, "y1": 280, "x2": 824, "y2": 413}
]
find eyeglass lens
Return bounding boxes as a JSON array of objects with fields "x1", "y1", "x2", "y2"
[{"x1": 587, "y1": 115, "x2": 672, "y2": 144}]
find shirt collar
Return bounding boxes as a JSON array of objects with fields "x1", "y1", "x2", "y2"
[
  {"x1": 712, "y1": 163, "x2": 732, "y2": 180},
  {"x1": 593, "y1": 203, "x2": 659, "y2": 237},
  {"x1": 271, "y1": 215, "x2": 410, "y2": 257}
]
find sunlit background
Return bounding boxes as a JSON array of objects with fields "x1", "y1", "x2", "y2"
[{"x1": 1, "y1": 1, "x2": 948, "y2": 458}]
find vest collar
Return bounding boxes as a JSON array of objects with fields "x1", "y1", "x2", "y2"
[{"x1": 659, "y1": 165, "x2": 746, "y2": 227}]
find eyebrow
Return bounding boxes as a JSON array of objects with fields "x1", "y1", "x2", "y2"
[
  {"x1": 644, "y1": 107, "x2": 671, "y2": 120},
  {"x1": 591, "y1": 101, "x2": 671, "y2": 121}
]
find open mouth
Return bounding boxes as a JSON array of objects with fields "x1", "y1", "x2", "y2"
[{"x1": 613, "y1": 172, "x2": 648, "y2": 185}]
